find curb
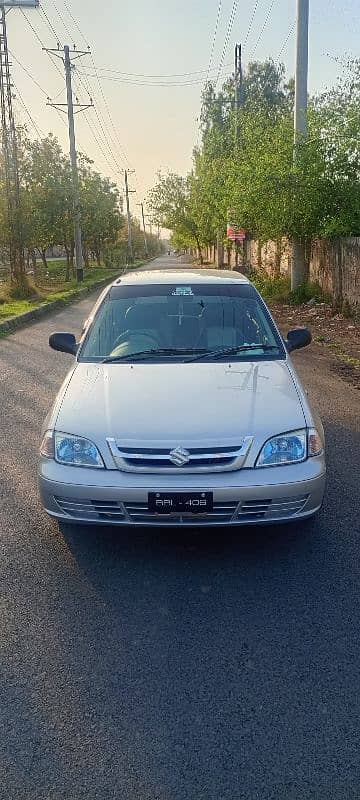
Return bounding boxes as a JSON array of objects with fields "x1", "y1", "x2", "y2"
[{"x1": 0, "y1": 259, "x2": 155, "y2": 337}]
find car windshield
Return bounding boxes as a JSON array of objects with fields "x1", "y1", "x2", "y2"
[{"x1": 78, "y1": 282, "x2": 285, "y2": 362}]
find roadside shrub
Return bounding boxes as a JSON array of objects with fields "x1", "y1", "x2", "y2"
[
  {"x1": 288, "y1": 282, "x2": 325, "y2": 305},
  {"x1": 247, "y1": 268, "x2": 291, "y2": 302},
  {"x1": 2, "y1": 276, "x2": 41, "y2": 301},
  {"x1": 247, "y1": 269, "x2": 328, "y2": 306}
]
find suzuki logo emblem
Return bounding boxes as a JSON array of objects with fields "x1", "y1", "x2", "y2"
[{"x1": 169, "y1": 446, "x2": 191, "y2": 467}]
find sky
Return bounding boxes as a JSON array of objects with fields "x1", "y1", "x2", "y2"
[{"x1": 7, "y1": 0, "x2": 360, "y2": 222}]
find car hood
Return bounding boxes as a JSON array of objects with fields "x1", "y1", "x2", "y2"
[{"x1": 55, "y1": 360, "x2": 306, "y2": 465}]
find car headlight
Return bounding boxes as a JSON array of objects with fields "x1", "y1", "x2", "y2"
[
  {"x1": 53, "y1": 431, "x2": 105, "y2": 468},
  {"x1": 256, "y1": 428, "x2": 323, "y2": 467},
  {"x1": 256, "y1": 429, "x2": 307, "y2": 467}
]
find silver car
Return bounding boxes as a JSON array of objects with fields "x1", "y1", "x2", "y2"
[{"x1": 39, "y1": 269, "x2": 326, "y2": 528}]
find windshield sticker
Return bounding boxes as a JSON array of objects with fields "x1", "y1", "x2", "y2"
[{"x1": 171, "y1": 286, "x2": 193, "y2": 296}]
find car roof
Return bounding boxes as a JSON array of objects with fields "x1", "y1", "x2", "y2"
[{"x1": 112, "y1": 268, "x2": 250, "y2": 286}]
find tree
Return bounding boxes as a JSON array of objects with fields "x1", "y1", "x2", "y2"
[
  {"x1": 79, "y1": 158, "x2": 123, "y2": 267},
  {"x1": 148, "y1": 171, "x2": 205, "y2": 261},
  {"x1": 149, "y1": 58, "x2": 360, "y2": 280},
  {"x1": 22, "y1": 134, "x2": 73, "y2": 275}
]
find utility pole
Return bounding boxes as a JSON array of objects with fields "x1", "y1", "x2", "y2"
[
  {"x1": 234, "y1": 43, "x2": 246, "y2": 269},
  {"x1": 292, "y1": 0, "x2": 309, "y2": 289},
  {"x1": 137, "y1": 202, "x2": 149, "y2": 258},
  {"x1": 144, "y1": 215, "x2": 152, "y2": 236},
  {"x1": 46, "y1": 45, "x2": 92, "y2": 283},
  {"x1": 234, "y1": 43, "x2": 243, "y2": 146},
  {"x1": 124, "y1": 169, "x2": 135, "y2": 264},
  {"x1": 0, "y1": 1, "x2": 39, "y2": 283}
]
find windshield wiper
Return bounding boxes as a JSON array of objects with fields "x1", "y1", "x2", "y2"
[
  {"x1": 103, "y1": 348, "x2": 207, "y2": 363},
  {"x1": 185, "y1": 344, "x2": 280, "y2": 363}
]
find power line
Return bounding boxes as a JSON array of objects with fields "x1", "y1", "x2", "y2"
[
  {"x1": 244, "y1": 1, "x2": 261, "y2": 47},
  {"x1": 205, "y1": 0, "x2": 223, "y2": 83},
  {"x1": 20, "y1": 9, "x2": 64, "y2": 80},
  {"x1": 249, "y1": 0, "x2": 278, "y2": 58},
  {"x1": 40, "y1": 5, "x2": 61, "y2": 44},
  {"x1": 74, "y1": 68, "x2": 127, "y2": 175},
  {"x1": 63, "y1": 0, "x2": 89, "y2": 48},
  {"x1": 88, "y1": 60, "x2": 132, "y2": 168},
  {"x1": 79, "y1": 108, "x2": 123, "y2": 179},
  {"x1": 47, "y1": 0, "x2": 74, "y2": 42},
  {"x1": 215, "y1": 0, "x2": 239, "y2": 87},
  {"x1": 11, "y1": 43, "x2": 124, "y2": 180},
  {"x1": 80, "y1": 63, "x2": 232, "y2": 79},
  {"x1": 10, "y1": 49, "x2": 49, "y2": 97},
  {"x1": 61, "y1": 2, "x2": 136, "y2": 181},
  {"x1": 242, "y1": 23, "x2": 296, "y2": 102},
  {"x1": 76, "y1": 69, "x2": 230, "y2": 87},
  {"x1": 277, "y1": 20, "x2": 296, "y2": 59},
  {"x1": 13, "y1": 80, "x2": 44, "y2": 138},
  {"x1": 72, "y1": 68, "x2": 126, "y2": 176}
]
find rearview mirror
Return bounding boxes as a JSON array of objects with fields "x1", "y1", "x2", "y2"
[
  {"x1": 286, "y1": 328, "x2": 312, "y2": 353},
  {"x1": 49, "y1": 332, "x2": 78, "y2": 355}
]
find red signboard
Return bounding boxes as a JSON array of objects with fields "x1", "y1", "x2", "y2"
[{"x1": 227, "y1": 226, "x2": 246, "y2": 243}]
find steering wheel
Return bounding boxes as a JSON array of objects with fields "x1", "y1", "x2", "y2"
[{"x1": 111, "y1": 329, "x2": 161, "y2": 350}]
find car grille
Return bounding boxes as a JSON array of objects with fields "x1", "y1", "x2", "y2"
[
  {"x1": 55, "y1": 497, "x2": 127, "y2": 522},
  {"x1": 54, "y1": 494, "x2": 309, "y2": 525},
  {"x1": 237, "y1": 495, "x2": 309, "y2": 521},
  {"x1": 124, "y1": 501, "x2": 239, "y2": 525},
  {"x1": 107, "y1": 438, "x2": 253, "y2": 474}
]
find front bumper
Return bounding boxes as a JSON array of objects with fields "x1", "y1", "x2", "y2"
[{"x1": 38, "y1": 456, "x2": 326, "y2": 526}]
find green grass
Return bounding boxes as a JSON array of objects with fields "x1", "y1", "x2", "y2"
[
  {"x1": 0, "y1": 266, "x2": 119, "y2": 322},
  {"x1": 0, "y1": 297, "x2": 46, "y2": 320},
  {"x1": 0, "y1": 258, "x2": 150, "y2": 323}
]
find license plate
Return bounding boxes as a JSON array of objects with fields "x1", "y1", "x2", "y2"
[{"x1": 148, "y1": 492, "x2": 213, "y2": 515}]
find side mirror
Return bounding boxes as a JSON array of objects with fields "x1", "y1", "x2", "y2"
[
  {"x1": 286, "y1": 328, "x2": 312, "y2": 353},
  {"x1": 49, "y1": 332, "x2": 78, "y2": 355}
]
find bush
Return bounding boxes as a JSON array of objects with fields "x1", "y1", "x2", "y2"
[
  {"x1": 0, "y1": 276, "x2": 40, "y2": 302},
  {"x1": 247, "y1": 268, "x2": 327, "y2": 306},
  {"x1": 247, "y1": 268, "x2": 291, "y2": 302},
  {"x1": 288, "y1": 282, "x2": 325, "y2": 305}
]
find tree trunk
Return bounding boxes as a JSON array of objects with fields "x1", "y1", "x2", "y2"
[
  {"x1": 64, "y1": 245, "x2": 71, "y2": 281},
  {"x1": 70, "y1": 242, "x2": 75, "y2": 277},
  {"x1": 95, "y1": 248, "x2": 101, "y2": 267},
  {"x1": 226, "y1": 245, "x2": 232, "y2": 267},
  {"x1": 291, "y1": 237, "x2": 308, "y2": 289},
  {"x1": 194, "y1": 235, "x2": 203, "y2": 265},
  {"x1": 39, "y1": 249, "x2": 48, "y2": 270},
  {"x1": 83, "y1": 249, "x2": 90, "y2": 269},
  {"x1": 274, "y1": 239, "x2": 282, "y2": 277},
  {"x1": 216, "y1": 233, "x2": 224, "y2": 269},
  {"x1": 30, "y1": 250, "x2": 37, "y2": 283},
  {"x1": 257, "y1": 240, "x2": 262, "y2": 269}
]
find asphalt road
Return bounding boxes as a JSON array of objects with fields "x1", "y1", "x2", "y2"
[{"x1": 0, "y1": 255, "x2": 360, "y2": 800}]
